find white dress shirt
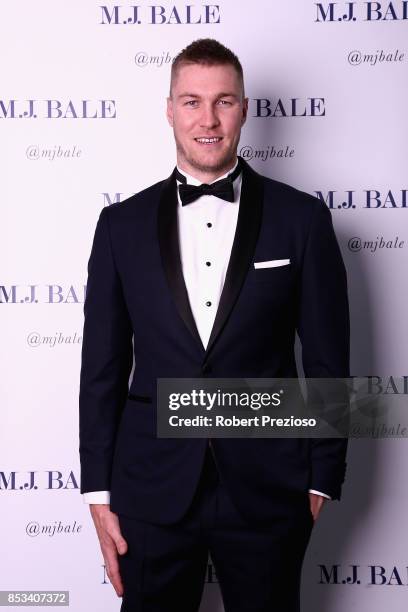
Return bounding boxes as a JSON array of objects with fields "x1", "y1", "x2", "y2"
[
  {"x1": 83, "y1": 160, "x2": 330, "y2": 503},
  {"x1": 176, "y1": 159, "x2": 241, "y2": 348}
]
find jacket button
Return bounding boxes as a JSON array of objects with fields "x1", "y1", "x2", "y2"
[{"x1": 202, "y1": 362, "x2": 212, "y2": 374}]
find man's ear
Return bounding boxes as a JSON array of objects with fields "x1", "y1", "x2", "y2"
[
  {"x1": 241, "y1": 97, "x2": 249, "y2": 126},
  {"x1": 166, "y1": 96, "x2": 174, "y2": 127}
]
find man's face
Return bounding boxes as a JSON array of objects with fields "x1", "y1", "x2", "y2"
[{"x1": 166, "y1": 63, "x2": 248, "y2": 177}]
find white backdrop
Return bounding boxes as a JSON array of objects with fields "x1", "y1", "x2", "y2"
[{"x1": 1, "y1": 1, "x2": 407, "y2": 610}]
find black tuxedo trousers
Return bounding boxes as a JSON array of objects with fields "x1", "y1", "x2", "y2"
[{"x1": 117, "y1": 444, "x2": 314, "y2": 612}]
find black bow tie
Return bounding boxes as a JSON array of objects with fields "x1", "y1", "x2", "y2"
[{"x1": 176, "y1": 159, "x2": 242, "y2": 206}]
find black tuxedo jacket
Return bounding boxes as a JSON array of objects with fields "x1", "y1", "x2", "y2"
[{"x1": 79, "y1": 157, "x2": 350, "y2": 525}]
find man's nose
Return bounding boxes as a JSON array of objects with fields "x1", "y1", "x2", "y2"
[{"x1": 199, "y1": 105, "x2": 220, "y2": 129}]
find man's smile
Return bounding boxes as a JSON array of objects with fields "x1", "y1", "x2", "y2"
[{"x1": 194, "y1": 136, "x2": 223, "y2": 145}]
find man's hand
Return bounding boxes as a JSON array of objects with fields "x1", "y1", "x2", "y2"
[
  {"x1": 308, "y1": 493, "x2": 327, "y2": 522},
  {"x1": 90, "y1": 504, "x2": 128, "y2": 597}
]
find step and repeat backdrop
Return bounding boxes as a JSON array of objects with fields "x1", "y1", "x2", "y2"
[{"x1": 1, "y1": 1, "x2": 407, "y2": 611}]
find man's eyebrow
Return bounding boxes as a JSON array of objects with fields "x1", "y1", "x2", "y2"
[
  {"x1": 216, "y1": 92, "x2": 239, "y2": 99},
  {"x1": 177, "y1": 92, "x2": 239, "y2": 100}
]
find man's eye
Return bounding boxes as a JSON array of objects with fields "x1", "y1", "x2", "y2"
[
  {"x1": 185, "y1": 100, "x2": 198, "y2": 106},
  {"x1": 218, "y1": 99, "x2": 231, "y2": 105}
]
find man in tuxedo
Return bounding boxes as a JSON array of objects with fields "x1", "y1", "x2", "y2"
[{"x1": 79, "y1": 38, "x2": 349, "y2": 611}]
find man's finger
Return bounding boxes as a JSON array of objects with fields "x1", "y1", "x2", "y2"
[
  {"x1": 111, "y1": 531, "x2": 128, "y2": 555},
  {"x1": 104, "y1": 545, "x2": 124, "y2": 596}
]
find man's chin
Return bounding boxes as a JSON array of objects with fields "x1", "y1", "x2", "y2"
[{"x1": 187, "y1": 150, "x2": 235, "y2": 174}]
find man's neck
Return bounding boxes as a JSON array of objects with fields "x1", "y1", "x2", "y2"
[{"x1": 177, "y1": 156, "x2": 238, "y2": 184}]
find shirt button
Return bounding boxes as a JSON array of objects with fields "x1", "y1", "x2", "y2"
[
  {"x1": 207, "y1": 222, "x2": 212, "y2": 228},
  {"x1": 206, "y1": 261, "x2": 211, "y2": 267},
  {"x1": 205, "y1": 301, "x2": 212, "y2": 307}
]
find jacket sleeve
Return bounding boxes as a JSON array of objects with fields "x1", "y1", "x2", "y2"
[
  {"x1": 79, "y1": 206, "x2": 133, "y2": 494},
  {"x1": 296, "y1": 198, "x2": 350, "y2": 500}
]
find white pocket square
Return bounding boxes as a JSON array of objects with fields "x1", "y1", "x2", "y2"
[{"x1": 254, "y1": 259, "x2": 291, "y2": 269}]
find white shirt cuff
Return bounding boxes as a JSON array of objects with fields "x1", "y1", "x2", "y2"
[
  {"x1": 83, "y1": 490, "x2": 331, "y2": 503},
  {"x1": 82, "y1": 491, "x2": 111, "y2": 504},
  {"x1": 308, "y1": 489, "x2": 331, "y2": 500}
]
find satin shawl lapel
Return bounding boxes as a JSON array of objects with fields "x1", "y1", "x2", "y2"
[
  {"x1": 205, "y1": 158, "x2": 263, "y2": 356},
  {"x1": 158, "y1": 169, "x2": 205, "y2": 353}
]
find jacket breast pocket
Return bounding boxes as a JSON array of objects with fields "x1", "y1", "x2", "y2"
[{"x1": 250, "y1": 262, "x2": 293, "y2": 283}]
